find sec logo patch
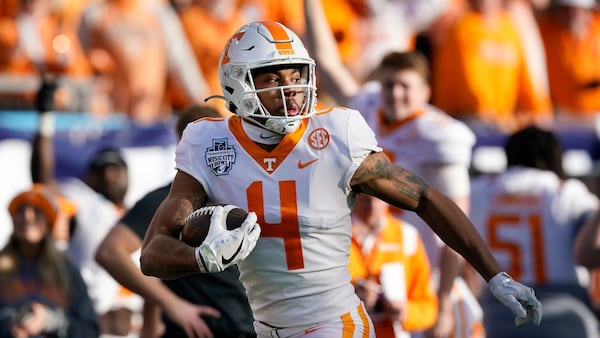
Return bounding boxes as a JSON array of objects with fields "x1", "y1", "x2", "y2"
[{"x1": 308, "y1": 128, "x2": 330, "y2": 150}]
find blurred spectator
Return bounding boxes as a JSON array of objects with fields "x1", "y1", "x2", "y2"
[
  {"x1": 506, "y1": 0, "x2": 550, "y2": 112},
  {"x1": 96, "y1": 103, "x2": 256, "y2": 338},
  {"x1": 318, "y1": 0, "x2": 369, "y2": 82},
  {"x1": 0, "y1": 186, "x2": 99, "y2": 338},
  {"x1": 302, "y1": 0, "x2": 361, "y2": 107},
  {"x1": 349, "y1": 193, "x2": 438, "y2": 337},
  {"x1": 171, "y1": 0, "x2": 253, "y2": 116},
  {"x1": 0, "y1": 0, "x2": 94, "y2": 111},
  {"x1": 355, "y1": 0, "x2": 449, "y2": 83},
  {"x1": 24, "y1": 183, "x2": 78, "y2": 252},
  {"x1": 78, "y1": 0, "x2": 207, "y2": 124},
  {"x1": 430, "y1": 0, "x2": 552, "y2": 134},
  {"x1": 304, "y1": 0, "x2": 447, "y2": 94},
  {"x1": 470, "y1": 125, "x2": 600, "y2": 338},
  {"x1": 31, "y1": 84, "x2": 142, "y2": 337},
  {"x1": 415, "y1": 0, "x2": 468, "y2": 59},
  {"x1": 239, "y1": 0, "x2": 305, "y2": 37},
  {"x1": 538, "y1": 0, "x2": 600, "y2": 129}
]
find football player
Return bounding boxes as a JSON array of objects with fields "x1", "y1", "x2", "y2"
[
  {"x1": 470, "y1": 126, "x2": 600, "y2": 338},
  {"x1": 140, "y1": 21, "x2": 541, "y2": 338}
]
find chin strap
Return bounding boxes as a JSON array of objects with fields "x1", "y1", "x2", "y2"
[{"x1": 265, "y1": 117, "x2": 300, "y2": 134}]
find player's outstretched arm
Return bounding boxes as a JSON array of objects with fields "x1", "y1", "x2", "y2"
[
  {"x1": 140, "y1": 170, "x2": 207, "y2": 279},
  {"x1": 352, "y1": 152, "x2": 542, "y2": 326}
]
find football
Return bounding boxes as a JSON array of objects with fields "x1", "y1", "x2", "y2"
[{"x1": 179, "y1": 204, "x2": 249, "y2": 247}]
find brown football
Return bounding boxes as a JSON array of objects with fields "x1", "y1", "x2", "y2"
[{"x1": 179, "y1": 204, "x2": 249, "y2": 247}]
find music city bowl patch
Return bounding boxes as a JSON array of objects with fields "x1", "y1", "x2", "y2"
[{"x1": 205, "y1": 138, "x2": 236, "y2": 175}]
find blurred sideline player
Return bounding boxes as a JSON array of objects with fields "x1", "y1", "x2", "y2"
[
  {"x1": 349, "y1": 193, "x2": 438, "y2": 337},
  {"x1": 470, "y1": 126, "x2": 599, "y2": 338}
]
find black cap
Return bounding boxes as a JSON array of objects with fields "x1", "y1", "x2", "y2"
[{"x1": 88, "y1": 148, "x2": 127, "y2": 170}]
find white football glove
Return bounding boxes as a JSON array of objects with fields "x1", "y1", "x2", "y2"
[
  {"x1": 488, "y1": 272, "x2": 542, "y2": 327},
  {"x1": 194, "y1": 206, "x2": 261, "y2": 273}
]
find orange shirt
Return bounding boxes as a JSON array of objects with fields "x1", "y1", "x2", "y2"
[
  {"x1": 38, "y1": 17, "x2": 93, "y2": 77},
  {"x1": 241, "y1": 0, "x2": 305, "y2": 37},
  {"x1": 538, "y1": 11, "x2": 600, "y2": 116},
  {"x1": 321, "y1": 0, "x2": 366, "y2": 67},
  {"x1": 176, "y1": 4, "x2": 248, "y2": 116},
  {"x1": 177, "y1": 5, "x2": 246, "y2": 94},
  {"x1": 349, "y1": 214, "x2": 438, "y2": 336},
  {"x1": 0, "y1": 16, "x2": 31, "y2": 74},
  {"x1": 432, "y1": 10, "x2": 551, "y2": 130},
  {"x1": 0, "y1": 14, "x2": 91, "y2": 76}
]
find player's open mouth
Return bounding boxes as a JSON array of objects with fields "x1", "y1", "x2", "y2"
[{"x1": 278, "y1": 105, "x2": 299, "y2": 116}]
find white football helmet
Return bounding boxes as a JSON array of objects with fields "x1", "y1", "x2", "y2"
[{"x1": 218, "y1": 21, "x2": 317, "y2": 134}]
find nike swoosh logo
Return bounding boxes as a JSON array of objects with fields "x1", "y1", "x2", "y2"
[
  {"x1": 221, "y1": 238, "x2": 245, "y2": 265},
  {"x1": 298, "y1": 158, "x2": 318, "y2": 169}
]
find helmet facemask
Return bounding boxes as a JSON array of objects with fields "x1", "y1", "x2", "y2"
[
  {"x1": 218, "y1": 21, "x2": 317, "y2": 135},
  {"x1": 242, "y1": 64, "x2": 315, "y2": 134}
]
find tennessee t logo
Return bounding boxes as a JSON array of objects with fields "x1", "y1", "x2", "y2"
[{"x1": 221, "y1": 31, "x2": 246, "y2": 65}]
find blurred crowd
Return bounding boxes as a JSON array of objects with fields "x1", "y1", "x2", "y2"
[
  {"x1": 0, "y1": 0, "x2": 598, "y2": 130},
  {"x1": 0, "y1": 0, "x2": 600, "y2": 131},
  {"x1": 1, "y1": 0, "x2": 600, "y2": 337}
]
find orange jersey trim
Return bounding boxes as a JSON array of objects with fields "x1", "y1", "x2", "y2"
[{"x1": 228, "y1": 116, "x2": 308, "y2": 174}]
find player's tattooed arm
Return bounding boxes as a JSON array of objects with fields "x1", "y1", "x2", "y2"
[
  {"x1": 352, "y1": 152, "x2": 429, "y2": 211},
  {"x1": 141, "y1": 170, "x2": 209, "y2": 278},
  {"x1": 168, "y1": 171, "x2": 209, "y2": 236},
  {"x1": 354, "y1": 152, "x2": 502, "y2": 281}
]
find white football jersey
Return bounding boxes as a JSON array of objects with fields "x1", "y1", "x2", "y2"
[
  {"x1": 351, "y1": 86, "x2": 483, "y2": 338},
  {"x1": 176, "y1": 108, "x2": 382, "y2": 327},
  {"x1": 470, "y1": 167, "x2": 599, "y2": 286},
  {"x1": 350, "y1": 85, "x2": 476, "y2": 266}
]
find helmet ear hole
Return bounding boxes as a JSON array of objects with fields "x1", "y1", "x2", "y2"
[{"x1": 228, "y1": 103, "x2": 238, "y2": 114}]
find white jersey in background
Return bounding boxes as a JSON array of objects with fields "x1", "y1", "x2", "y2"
[
  {"x1": 349, "y1": 83, "x2": 481, "y2": 338},
  {"x1": 470, "y1": 167, "x2": 599, "y2": 286},
  {"x1": 349, "y1": 82, "x2": 475, "y2": 268},
  {"x1": 175, "y1": 108, "x2": 381, "y2": 327}
]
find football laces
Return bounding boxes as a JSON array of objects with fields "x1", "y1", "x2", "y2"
[{"x1": 184, "y1": 205, "x2": 217, "y2": 224}]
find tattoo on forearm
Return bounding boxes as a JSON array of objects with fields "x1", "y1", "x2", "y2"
[
  {"x1": 190, "y1": 190, "x2": 206, "y2": 210},
  {"x1": 395, "y1": 168, "x2": 429, "y2": 202},
  {"x1": 172, "y1": 191, "x2": 204, "y2": 231},
  {"x1": 355, "y1": 153, "x2": 429, "y2": 204}
]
